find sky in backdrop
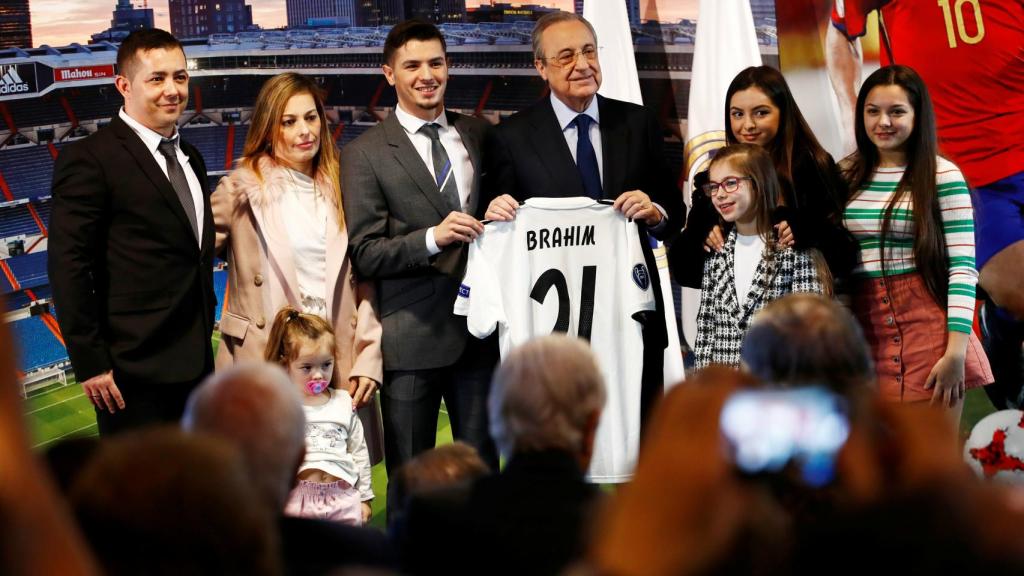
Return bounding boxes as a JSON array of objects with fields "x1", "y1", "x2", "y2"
[{"x1": 31, "y1": 0, "x2": 697, "y2": 47}]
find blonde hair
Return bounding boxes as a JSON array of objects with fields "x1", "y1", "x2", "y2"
[
  {"x1": 263, "y1": 306, "x2": 337, "y2": 369},
  {"x1": 241, "y1": 72, "x2": 343, "y2": 228}
]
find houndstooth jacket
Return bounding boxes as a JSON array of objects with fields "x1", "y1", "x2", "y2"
[{"x1": 694, "y1": 229, "x2": 824, "y2": 369}]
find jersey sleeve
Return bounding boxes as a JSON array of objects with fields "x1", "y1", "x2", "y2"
[
  {"x1": 936, "y1": 162, "x2": 978, "y2": 334},
  {"x1": 453, "y1": 238, "x2": 506, "y2": 339},
  {"x1": 830, "y1": 0, "x2": 888, "y2": 39},
  {"x1": 625, "y1": 221, "x2": 658, "y2": 317}
]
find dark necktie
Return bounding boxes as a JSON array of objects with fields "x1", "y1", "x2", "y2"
[
  {"x1": 419, "y1": 123, "x2": 462, "y2": 213},
  {"x1": 573, "y1": 114, "x2": 602, "y2": 200},
  {"x1": 157, "y1": 138, "x2": 200, "y2": 242}
]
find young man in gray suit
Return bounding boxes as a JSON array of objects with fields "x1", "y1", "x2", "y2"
[{"x1": 342, "y1": 20, "x2": 499, "y2": 503}]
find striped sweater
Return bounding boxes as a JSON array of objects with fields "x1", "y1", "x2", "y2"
[{"x1": 843, "y1": 158, "x2": 978, "y2": 334}]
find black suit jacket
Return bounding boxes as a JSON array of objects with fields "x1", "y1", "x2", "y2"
[
  {"x1": 481, "y1": 94, "x2": 685, "y2": 348},
  {"x1": 48, "y1": 114, "x2": 216, "y2": 384},
  {"x1": 342, "y1": 111, "x2": 489, "y2": 371}
]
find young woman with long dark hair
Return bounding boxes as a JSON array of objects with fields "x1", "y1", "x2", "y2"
[{"x1": 842, "y1": 65, "x2": 991, "y2": 422}]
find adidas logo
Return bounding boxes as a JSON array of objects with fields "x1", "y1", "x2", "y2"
[{"x1": 0, "y1": 65, "x2": 30, "y2": 95}]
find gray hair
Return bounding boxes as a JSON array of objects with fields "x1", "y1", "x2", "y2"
[
  {"x1": 489, "y1": 334, "x2": 606, "y2": 458},
  {"x1": 531, "y1": 11, "x2": 598, "y2": 62},
  {"x1": 182, "y1": 362, "x2": 306, "y2": 512}
]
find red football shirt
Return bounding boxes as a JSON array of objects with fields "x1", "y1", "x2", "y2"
[{"x1": 832, "y1": 0, "x2": 1024, "y2": 187}]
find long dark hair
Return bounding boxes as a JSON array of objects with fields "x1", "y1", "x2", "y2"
[
  {"x1": 844, "y1": 65, "x2": 947, "y2": 306},
  {"x1": 724, "y1": 66, "x2": 833, "y2": 198}
]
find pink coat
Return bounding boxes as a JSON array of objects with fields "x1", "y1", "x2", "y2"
[{"x1": 211, "y1": 157, "x2": 384, "y2": 458}]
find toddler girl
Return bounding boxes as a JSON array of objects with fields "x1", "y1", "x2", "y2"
[{"x1": 265, "y1": 306, "x2": 373, "y2": 525}]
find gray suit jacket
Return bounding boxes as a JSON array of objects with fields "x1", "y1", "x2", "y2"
[{"x1": 342, "y1": 110, "x2": 488, "y2": 371}]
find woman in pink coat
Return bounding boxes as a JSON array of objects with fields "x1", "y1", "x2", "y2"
[{"x1": 212, "y1": 72, "x2": 384, "y2": 458}]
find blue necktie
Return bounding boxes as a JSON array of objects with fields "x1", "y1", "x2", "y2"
[
  {"x1": 419, "y1": 123, "x2": 462, "y2": 213},
  {"x1": 573, "y1": 114, "x2": 602, "y2": 200}
]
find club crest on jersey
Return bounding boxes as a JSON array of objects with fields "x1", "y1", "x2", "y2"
[
  {"x1": 458, "y1": 284, "x2": 471, "y2": 298},
  {"x1": 632, "y1": 264, "x2": 650, "y2": 290}
]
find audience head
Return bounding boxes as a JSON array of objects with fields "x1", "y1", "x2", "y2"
[
  {"x1": 532, "y1": 12, "x2": 601, "y2": 112},
  {"x1": 724, "y1": 65, "x2": 828, "y2": 185},
  {"x1": 489, "y1": 334, "x2": 605, "y2": 469},
  {"x1": 69, "y1": 427, "x2": 281, "y2": 575},
  {"x1": 383, "y1": 19, "x2": 448, "y2": 122},
  {"x1": 264, "y1": 306, "x2": 338, "y2": 395},
  {"x1": 115, "y1": 28, "x2": 187, "y2": 137},
  {"x1": 183, "y1": 362, "x2": 306, "y2": 512},
  {"x1": 592, "y1": 367, "x2": 789, "y2": 576},
  {"x1": 392, "y1": 442, "x2": 490, "y2": 504},
  {"x1": 242, "y1": 72, "x2": 339, "y2": 184},
  {"x1": 704, "y1": 143, "x2": 782, "y2": 240},
  {"x1": 389, "y1": 442, "x2": 490, "y2": 530},
  {"x1": 741, "y1": 294, "x2": 874, "y2": 397}
]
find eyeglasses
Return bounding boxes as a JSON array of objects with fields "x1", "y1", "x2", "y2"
[
  {"x1": 543, "y1": 46, "x2": 599, "y2": 68},
  {"x1": 702, "y1": 176, "x2": 752, "y2": 197}
]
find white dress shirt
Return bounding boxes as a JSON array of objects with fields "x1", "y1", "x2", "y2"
[
  {"x1": 549, "y1": 94, "x2": 667, "y2": 231},
  {"x1": 119, "y1": 108, "x2": 205, "y2": 245},
  {"x1": 393, "y1": 104, "x2": 474, "y2": 256}
]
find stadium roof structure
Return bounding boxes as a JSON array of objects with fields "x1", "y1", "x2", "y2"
[{"x1": 0, "y1": 21, "x2": 776, "y2": 102}]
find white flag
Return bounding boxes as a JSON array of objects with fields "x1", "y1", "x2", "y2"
[
  {"x1": 584, "y1": 0, "x2": 685, "y2": 387},
  {"x1": 584, "y1": 0, "x2": 642, "y2": 105},
  {"x1": 681, "y1": 0, "x2": 762, "y2": 352}
]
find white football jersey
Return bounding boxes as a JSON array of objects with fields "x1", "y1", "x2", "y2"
[{"x1": 454, "y1": 196, "x2": 656, "y2": 482}]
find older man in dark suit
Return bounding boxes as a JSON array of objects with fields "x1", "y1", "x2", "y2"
[
  {"x1": 48, "y1": 29, "x2": 215, "y2": 435},
  {"x1": 342, "y1": 20, "x2": 499, "y2": 501},
  {"x1": 481, "y1": 11, "x2": 685, "y2": 425}
]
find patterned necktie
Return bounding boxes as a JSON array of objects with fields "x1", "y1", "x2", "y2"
[
  {"x1": 573, "y1": 114, "x2": 602, "y2": 200},
  {"x1": 419, "y1": 123, "x2": 462, "y2": 213},
  {"x1": 156, "y1": 138, "x2": 200, "y2": 242}
]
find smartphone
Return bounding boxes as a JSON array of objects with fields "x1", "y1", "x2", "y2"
[{"x1": 720, "y1": 386, "x2": 850, "y2": 488}]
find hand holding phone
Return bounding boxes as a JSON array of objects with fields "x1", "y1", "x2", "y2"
[{"x1": 720, "y1": 387, "x2": 850, "y2": 487}]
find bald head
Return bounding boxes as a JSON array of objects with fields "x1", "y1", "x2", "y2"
[{"x1": 182, "y1": 362, "x2": 306, "y2": 512}]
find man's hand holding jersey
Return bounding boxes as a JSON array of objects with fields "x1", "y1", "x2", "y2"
[{"x1": 484, "y1": 190, "x2": 664, "y2": 226}]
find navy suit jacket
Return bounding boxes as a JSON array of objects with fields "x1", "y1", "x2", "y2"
[{"x1": 481, "y1": 94, "x2": 685, "y2": 347}]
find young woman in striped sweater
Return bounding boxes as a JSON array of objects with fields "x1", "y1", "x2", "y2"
[{"x1": 842, "y1": 66, "x2": 992, "y2": 422}]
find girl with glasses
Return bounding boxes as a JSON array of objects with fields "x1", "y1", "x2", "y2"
[
  {"x1": 842, "y1": 65, "x2": 991, "y2": 423},
  {"x1": 693, "y1": 143, "x2": 825, "y2": 369}
]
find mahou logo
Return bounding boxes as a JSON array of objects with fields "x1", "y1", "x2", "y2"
[{"x1": 0, "y1": 65, "x2": 30, "y2": 95}]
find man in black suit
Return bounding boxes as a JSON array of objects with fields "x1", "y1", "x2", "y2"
[
  {"x1": 342, "y1": 20, "x2": 499, "y2": 500},
  {"x1": 48, "y1": 29, "x2": 215, "y2": 435},
  {"x1": 481, "y1": 11, "x2": 685, "y2": 423}
]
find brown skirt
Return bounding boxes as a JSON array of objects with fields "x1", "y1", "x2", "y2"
[{"x1": 851, "y1": 272, "x2": 993, "y2": 402}]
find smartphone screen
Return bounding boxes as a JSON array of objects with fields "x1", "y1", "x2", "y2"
[{"x1": 720, "y1": 387, "x2": 850, "y2": 487}]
